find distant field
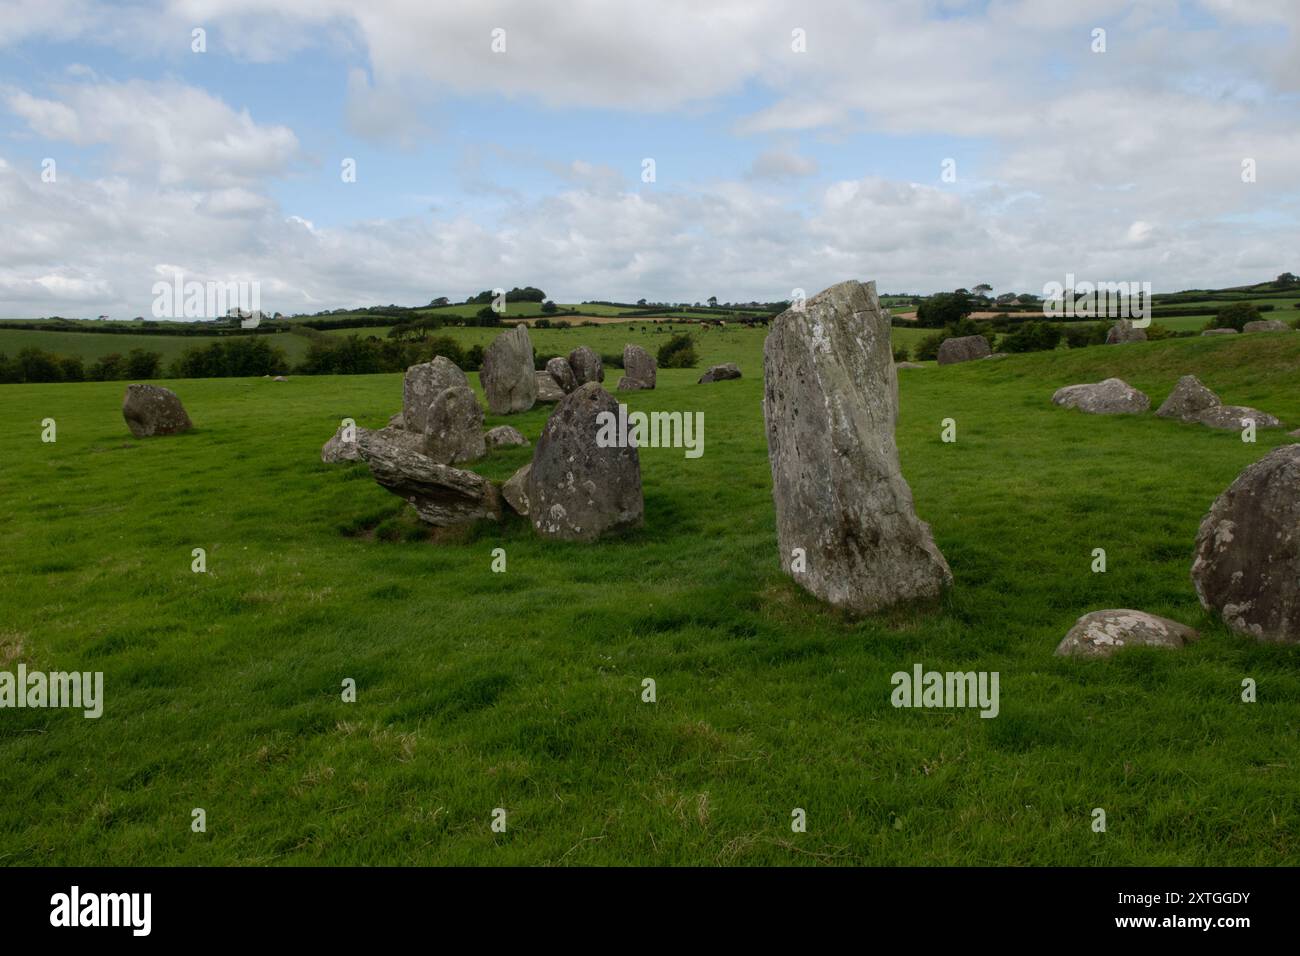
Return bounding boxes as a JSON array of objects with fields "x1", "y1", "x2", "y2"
[{"x1": 0, "y1": 328, "x2": 312, "y2": 365}]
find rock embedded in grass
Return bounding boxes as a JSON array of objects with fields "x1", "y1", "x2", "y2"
[
  {"x1": 480, "y1": 325, "x2": 538, "y2": 415},
  {"x1": 568, "y1": 346, "x2": 604, "y2": 386},
  {"x1": 122, "y1": 384, "x2": 193, "y2": 437},
  {"x1": 1194, "y1": 405, "x2": 1282, "y2": 430},
  {"x1": 1192, "y1": 444, "x2": 1300, "y2": 644},
  {"x1": 1201, "y1": 328, "x2": 1238, "y2": 335},
  {"x1": 321, "y1": 423, "x2": 368, "y2": 463},
  {"x1": 526, "y1": 383, "x2": 642, "y2": 541},
  {"x1": 937, "y1": 335, "x2": 991, "y2": 365},
  {"x1": 546, "y1": 357, "x2": 577, "y2": 393},
  {"x1": 1242, "y1": 319, "x2": 1290, "y2": 333},
  {"x1": 1051, "y1": 378, "x2": 1150, "y2": 414},
  {"x1": 403, "y1": 357, "x2": 469, "y2": 433},
  {"x1": 618, "y1": 344, "x2": 656, "y2": 390},
  {"x1": 423, "y1": 386, "x2": 485, "y2": 465},
  {"x1": 895, "y1": 361, "x2": 924, "y2": 370},
  {"x1": 502, "y1": 463, "x2": 530, "y2": 516},
  {"x1": 358, "y1": 430, "x2": 501, "y2": 527},
  {"x1": 762, "y1": 279, "x2": 952, "y2": 614},
  {"x1": 486, "y1": 425, "x2": 529, "y2": 449},
  {"x1": 1055, "y1": 609, "x2": 1198, "y2": 658},
  {"x1": 698, "y1": 362, "x2": 741, "y2": 383},
  {"x1": 1105, "y1": 319, "x2": 1148, "y2": 344},
  {"x1": 1155, "y1": 374, "x2": 1221, "y2": 423}
]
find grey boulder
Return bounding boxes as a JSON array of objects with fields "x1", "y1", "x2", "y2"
[
  {"x1": 1192, "y1": 444, "x2": 1300, "y2": 643},
  {"x1": 698, "y1": 363, "x2": 742, "y2": 383},
  {"x1": 1052, "y1": 378, "x2": 1150, "y2": 414},
  {"x1": 526, "y1": 383, "x2": 643, "y2": 541},
  {"x1": 1243, "y1": 319, "x2": 1290, "y2": 333},
  {"x1": 502, "y1": 463, "x2": 531, "y2": 516},
  {"x1": 937, "y1": 335, "x2": 991, "y2": 365},
  {"x1": 480, "y1": 325, "x2": 538, "y2": 414},
  {"x1": 568, "y1": 346, "x2": 604, "y2": 386},
  {"x1": 122, "y1": 384, "x2": 193, "y2": 437},
  {"x1": 486, "y1": 425, "x2": 529, "y2": 449},
  {"x1": 1105, "y1": 320, "x2": 1148, "y2": 344},
  {"x1": 546, "y1": 356, "x2": 578, "y2": 393},
  {"x1": 357, "y1": 430, "x2": 501, "y2": 527},
  {"x1": 1155, "y1": 374, "x2": 1221, "y2": 423},
  {"x1": 1195, "y1": 405, "x2": 1282, "y2": 430},
  {"x1": 423, "y1": 386, "x2": 485, "y2": 465},
  {"x1": 535, "y1": 371, "x2": 565, "y2": 403},
  {"x1": 1055, "y1": 609, "x2": 1198, "y2": 658},
  {"x1": 1202, "y1": 328, "x2": 1238, "y2": 336},
  {"x1": 403, "y1": 357, "x2": 469, "y2": 433},
  {"x1": 762, "y1": 279, "x2": 952, "y2": 613},
  {"x1": 321, "y1": 423, "x2": 368, "y2": 463},
  {"x1": 618, "y1": 344, "x2": 656, "y2": 390}
]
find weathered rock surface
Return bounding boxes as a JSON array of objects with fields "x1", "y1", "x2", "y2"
[
  {"x1": 388, "y1": 412, "x2": 405, "y2": 429},
  {"x1": 357, "y1": 430, "x2": 501, "y2": 526},
  {"x1": 1192, "y1": 444, "x2": 1300, "y2": 643},
  {"x1": 1243, "y1": 319, "x2": 1290, "y2": 333},
  {"x1": 546, "y1": 356, "x2": 578, "y2": 393},
  {"x1": 481, "y1": 326, "x2": 538, "y2": 414},
  {"x1": 618, "y1": 344, "x2": 656, "y2": 390},
  {"x1": 1195, "y1": 405, "x2": 1282, "y2": 430},
  {"x1": 486, "y1": 425, "x2": 529, "y2": 449},
  {"x1": 535, "y1": 371, "x2": 565, "y2": 403},
  {"x1": 321, "y1": 423, "x2": 368, "y2": 463},
  {"x1": 895, "y1": 362, "x2": 925, "y2": 370},
  {"x1": 526, "y1": 383, "x2": 643, "y2": 541},
  {"x1": 568, "y1": 346, "x2": 604, "y2": 386},
  {"x1": 122, "y1": 384, "x2": 193, "y2": 437},
  {"x1": 502, "y1": 464, "x2": 531, "y2": 516},
  {"x1": 698, "y1": 363, "x2": 742, "y2": 383},
  {"x1": 1052, "y1": 378, "x2": 1150, "y2": 414},
  {"x1": 423, "y1": 386, "x2": 485, "y2": 465},
  {"x1": 1155, "y1": 374, "x2": 1221, "y2": 423},
  {"x1": 403, "y1": 357, "x2": 469, "y2": 433},
  {"x1": 1202, "y1": 328, "x2": 1238, "y2": 336},
  {"x1": 1106, "y1": 319, "x2": 1148, "y2": 344},
  {"x1": 937, "y1": 335, "x2": 991, "y2": 365},
  {"x1": 1055, "y1": 609, "x2": 1198, "y2": 658},
  {"x1": 762, "y1": 279, "x2": 952, "y2": 613}
]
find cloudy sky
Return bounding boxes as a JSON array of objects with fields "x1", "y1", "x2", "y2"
[{"x1": 1, "y1": 0, "x2": 1298, "y2": 318}]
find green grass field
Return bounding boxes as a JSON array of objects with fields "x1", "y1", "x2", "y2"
[{"x1": 2, "y1": 329, "x2": 1298, "y2": 865}]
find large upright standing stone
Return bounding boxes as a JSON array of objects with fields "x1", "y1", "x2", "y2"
[
  {"x1": 762, "y1": 280, "x2": 952, "y2": 613},
  {"x1": 526, "y1": 383, "x2": 643, "y2": 542},
  {"x1": 423, "y1": 386, "x2": 485, "y2": 465},
  {"x1": 618, "y1": 344, "x2": 656, "y2": 390},
  {"x1": 480, "y1": 325, "x2": 537, "y2": 414},
  {"x1": 1191, "y1": 445, "x2": 1300, "y2": 644},
  {"x1": 122, "y1": 384, "x2": 193, "y2": 437},
  {"x1": 568, "y1": 346, "x2": 604, "y2": 386},
  {"x1": 403, "y1": 357, "x2": 469, "y2": 433},
  {"x1": 546, "y1": 356, "x2": 578, "y2": 393}
]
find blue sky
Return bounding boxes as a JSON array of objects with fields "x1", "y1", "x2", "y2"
[{"x1": 0, "y1": 0, "x2": 1297, "y2": 317}]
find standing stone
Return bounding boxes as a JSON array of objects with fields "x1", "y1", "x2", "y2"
[
  {"x1": 1243, "y1": 319, "x2": 1289, "y2": 333},
  {"x1": 618, "y1": 344, "x2": 656, "y2": 390},
  {"x1": 480, "y1": 326, "x2": 538, "y2": 414},
  {"x1": 1051, "y1": 378, "x2": 1149, "y2": 414},
  {"x1": 1155, "y1": 374, "x2": 1220, "y2": 423},
  {"x1": 1106, "y1": 319, "x2": 1148, "y2": 344},
  {"x1": 526, "y1": 383, "x2": 643, "y2": 541},
  {"x1": 762, "y1": 280, "x2": 952, "y2": 613},
  {"x1": 937, "y1": 335, "x2": 991, "y2": 365},
  {"x1": 403, "y1": 357, "x2": 469, "y2": 433},
  {"x1": 698, "y1": 363, "x2": 742, "y2": 383},
  {"x1": 423, "y1": 386, "x2": 485, "y2": 465},
  {"x1": 535, "y1": 371, "x2": 565, "y2": 403},
  {"x1": 122, "y1": 384, "x2": 193, "y2": 437},
  {"x1": 1191, "y1": 445, "x2": 1300, "y2": 644},
  {"x1": 357, "y1": 431, "x2": 501, "y2": 527},
  {"x1": 546, "y1": 356, "x2": 578, "y2": 393},
  {"x1": 568, "y1": 346, "x2": 604, "y2": 386},
  {"x1": 1055, "y1": 610, "x2": 1198, "y2": 658},
  {"x1": 502, "y1": 464, "x2": 531, "y2": 516}
]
